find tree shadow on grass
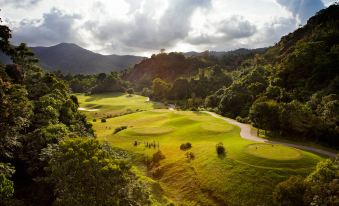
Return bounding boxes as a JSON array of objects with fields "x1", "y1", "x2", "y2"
[{"x1": 217, "y1": 153, "x2": 226, "y2": 160}]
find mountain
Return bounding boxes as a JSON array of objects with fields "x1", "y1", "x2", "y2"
[
  {"x1": 124, "y1": 52, "x2": 216, "y2": 88},
  {"x1": 0, "y1": 43, "x2": 145, "y2": 74},
  {"x1": 125, "y1": 48, "x2": 266, "y2": 87}
]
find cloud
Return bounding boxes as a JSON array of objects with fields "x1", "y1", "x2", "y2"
[
  {"x1": 187, "y1": 15, "x2": 257, "y2": 45},
  {"x1": 0, "y1": 0, "x2": 42, "y2": 7},
  {"x1": 12, "y1": 8, "x2": 81, "y2": 46},
  {"x1": 276, "y1": 0, "x2": 324, "y2": 23},
  {"x1": 84, "y1": 0, "x2": 212, "y2": 53}
]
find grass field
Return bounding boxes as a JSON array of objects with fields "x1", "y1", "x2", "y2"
[
  {"x1": 77, "y1": 93, "x2": 324, "y2": 206},
  {"x1": 76, "y1": 93, "x2": 165, "y2": 119}
]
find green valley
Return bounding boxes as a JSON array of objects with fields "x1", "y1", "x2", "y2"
[{"x1": 78, "y1": 92, "x2": 325, "y2": 205}]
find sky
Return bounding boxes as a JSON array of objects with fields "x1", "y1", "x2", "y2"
[{"x1": 0, "y1": 0, "x2": 336, "y2": 56}]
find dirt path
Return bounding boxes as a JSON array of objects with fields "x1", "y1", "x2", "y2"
[{"x1": 203, "y1": 111, "x2": 337, "y2": 158}]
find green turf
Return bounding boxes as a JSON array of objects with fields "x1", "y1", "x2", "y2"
[
  {"x1": 245, "y1": 143, "x2": 302, "y2": 160},
  {"x1": 76, "y1": 92, "x2": 165, "y2": 119},
  {"x1": 77, "y1": 93, "x2": 324, "y2": 206}
]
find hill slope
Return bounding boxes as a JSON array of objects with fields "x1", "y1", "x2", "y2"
[
  {"x1": 213, "y1": 4, "x2": 339, "y2": 147},
  {"x1": 0, "y1": 43, "x2": 144, "y2": 74}
]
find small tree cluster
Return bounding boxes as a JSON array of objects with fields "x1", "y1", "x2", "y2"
[
  {"x1": 180, "y1": 142, "x2": 192, "y2": 150},
  {"x1": 113, "y1": 126, "x2": 127, "y2": 134}
]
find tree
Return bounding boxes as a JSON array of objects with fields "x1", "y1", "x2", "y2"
[
  {"x1": 249, "y1": 100, "x2": 281, "y2": 132},
  {"x1": 45, "y1": 138, "x2": 150, "y2": 206},
  {"x1": 273, "y1": 157, "x2": 339, "y2": 206},
  {"x1": 151, "y1": 78, "x2": 171, "y2": 100},
  {"x1": 170, "y1": 78, "x2": 189, "y2": 99},
  {"x1": 273, "y1": 176, "x2": 306, "y2": 206},
  {"x1": 304, "y1": 158, "x2": 339, "y2": 205},
  {"x1": 126, "y1": 88, "x2": 134, "y2": 95}
]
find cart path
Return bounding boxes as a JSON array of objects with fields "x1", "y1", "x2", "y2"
[{"x1": 203, "y1": 111, "x2": 337, "y2": 158}]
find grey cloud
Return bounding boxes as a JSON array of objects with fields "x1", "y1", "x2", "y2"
[
  {"x1": 218, "y1": 16, "x2": 257, "y2": 39},
  {"x1": 0, "y1": 0, "x2": 41, "y2": 7},
  {"x1": 187, "y1": 15, "x2": 257, "y2": 45},
  {"x1": 276, "y1": 0, "x2": 324, "y2": 23},
  {"x1": 85, "y1": 0, "x2": 212, "y2": 52},
  {"x1": 12, "y1": 8, "x2": 81, "y2": 46}
]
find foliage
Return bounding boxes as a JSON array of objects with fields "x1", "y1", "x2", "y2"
[
  {"x1": 273, "y1": 176, "x2": 306, "y2": 206},
  {"x1": 0, "y1": 19, "x2": 94, "y2": 205},
  {"x1": 126, "y1": 88, "x2": 134, "y2": 95},
  {"x1": 216, "y1": 142, "x2": 226, "y2": 156},
  {"x1": 273, "y1": 157, "x2": 339, "y2": 206},
  {"x1": 151, "y1": 78, "x2": 171, "y2": 100},
  {"x1": 210, "y1": 5, "x2": 339, "y2": 147},
  {"x1": 180, "y1": 142, "x2": 192, "y2": 151},
  {"x1": 45, "y1": 138, "x2": 150, "y2": 206}
]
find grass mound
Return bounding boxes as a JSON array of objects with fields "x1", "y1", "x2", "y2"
[
  {"x1": 245, "y1": 143, "x2": 302, "y2": 161},
  {"x1": 200, "y1": 123, "x2": 233, "y2": 133},
  {"x1": 127, "y1": 127, "x2": 173, "y2": 136}
]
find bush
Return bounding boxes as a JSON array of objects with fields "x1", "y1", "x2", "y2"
[
  {"x1": 152, "y1": 150, "x2": 165, "y2": 164},
  {"x1": 236, "y1": 116, "x2": 250, "y2": 123},
  {"x1": 113, "y1": 126, "x2": 127, "y2": 134},
  {"x1": 126, "y1": 88, "x2": 134, "y2": 95},
  {"x1": 216, "y1": 142, "x2": 226, "y2": 156},
  {"x1": 101, "y1": 118, "x2": 106, "y2": 123},
  {"x1": 273, "y1": 176, "x2": 306, "y2": 206},
  {"x1": 93, "y1": 119, "x2": 96, "y2": 122},
  {"x1": 180, "y1": 142, "x2": 192, "y2": 150}
]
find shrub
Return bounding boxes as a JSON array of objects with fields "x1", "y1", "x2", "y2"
[
  {"x1": 273, "y1": 176, "x2": 306, "y2": 206},
  {"x1": 93, "y1": 119, "x2": 96, "y2": 122},
  {"x1": 152, "y1": 150, "x2": 165, "y2": 164},
  {"x1": 236, "y1": 116, "x2": 250, "y2": 123},
  {"x1": 180, "y1": 142, "x2": 192, "y2": 150},
  {"x1": 126, "y1": 88, "x2": 134, "y2": 95},
  {"x1": 216, "y1": 142, "x2": 226, "y2": 155},
  {"x1": 113, "y1": 126, "x2": 127, "y2": 134},
  {"x1": 101, "y1": 118, "x2": 106, "y2": 123}
]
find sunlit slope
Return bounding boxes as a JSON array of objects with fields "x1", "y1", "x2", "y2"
[
  {"x1": 76, "y1": 92, "x2": 164, "y2": 119},
  {"x1": 78, "y1": 94, "x2": 324, "y2": 205}
]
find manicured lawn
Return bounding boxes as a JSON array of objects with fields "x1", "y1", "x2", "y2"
[
  {"x1": 78, "y1": 93, "x2": 324, "y2": 206},
  {"x1": 76, "y1": 92, "x2": 165, "y2": 119}
]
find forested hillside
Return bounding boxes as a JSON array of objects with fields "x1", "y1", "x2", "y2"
[
  {"x1": 127, "y1": 5, "x2": 339, "y2": 148},
  {"x1": 212, "y1": 4, "x2": 339, "y2": 147}
]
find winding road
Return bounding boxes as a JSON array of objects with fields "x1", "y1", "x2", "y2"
[{"x1": 203, "y1": 111, "x2": 337, "y2": 158}]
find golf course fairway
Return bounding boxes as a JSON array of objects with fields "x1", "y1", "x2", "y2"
[{"x1": 77, "y1": 93, "x2": 325, "y2": 206}]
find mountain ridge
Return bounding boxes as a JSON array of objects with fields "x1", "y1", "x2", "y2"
[{"x1": 0, "y1": 43, "x2": 145, "y2": 74}]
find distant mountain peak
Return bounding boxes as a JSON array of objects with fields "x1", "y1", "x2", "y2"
[{"x1": 0, "y1": 43, "x2": 144, "y2": 74}]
